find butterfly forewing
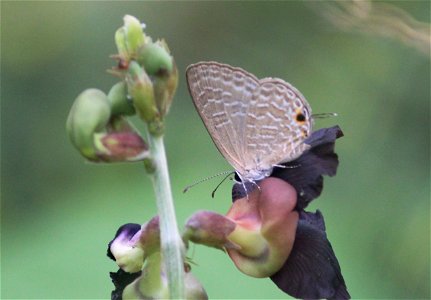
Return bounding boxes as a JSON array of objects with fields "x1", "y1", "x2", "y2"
[{"x1": 186, "y1": 62, "x2": 259, "y2": 175}]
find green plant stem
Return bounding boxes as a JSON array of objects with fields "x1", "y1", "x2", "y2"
[{"x1": 148, "y1": 134, "x2": 185, "y2": 299}]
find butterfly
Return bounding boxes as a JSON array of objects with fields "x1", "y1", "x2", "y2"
[{"x1": 186, "y1": 61, "x2": 313, "y2": 185}]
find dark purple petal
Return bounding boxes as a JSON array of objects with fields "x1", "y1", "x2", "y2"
[
  {"x1": 298, "y1": 209, "x2": 326, "y2": 232},
  {"x1": 232, "y1": 180, "x2": 257, "y2": 202},
  {"x1": 304, "y1": 125, "x2": 344, "y2": 148},
  {"x1": 270, "y1": 211, "x2": 349, "y2": 300},
  {"x1": 271, "y1": 126, "x2": 343, "y2": 210},
  {"x1": 110, "y1": 268, "x2": 142, "y2": 300},
  {"x1": 107, "y1": 223, "x2": 141, "y2": 261}
]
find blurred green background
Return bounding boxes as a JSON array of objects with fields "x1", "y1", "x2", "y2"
[{"x1": 1, "y1": 1, "x2": 429, "y2": 299}]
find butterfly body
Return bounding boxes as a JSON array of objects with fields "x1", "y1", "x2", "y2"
[{"x1": 186, "y1": 62, "x2": 313, "y2": 184}]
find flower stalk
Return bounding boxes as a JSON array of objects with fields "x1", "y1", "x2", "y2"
[{"x1": 147, "y1": 133, "x2": 185, "y2": 299}]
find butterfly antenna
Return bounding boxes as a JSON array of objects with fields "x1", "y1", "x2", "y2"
[
  {"x1": 211, "y1": 172, "x2": 235, "y2": 198},
  {"x1": 311, "y1": 112, "x2": 338, "y2": 119},
  {"x1": 183, "y1": 171, "x2": 233, "y2": 193}
]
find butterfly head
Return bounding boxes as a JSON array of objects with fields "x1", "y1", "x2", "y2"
[
  {"x1": 238, "y1": 167, "x2": 273, "y2": 183},
  {"x1": 233, "y1": 168, "x2": 272, "y2": 199}
]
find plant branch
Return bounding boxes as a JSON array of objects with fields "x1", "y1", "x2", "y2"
[{"x1": 148, "y1": 134, "x2": 185, "y2": 299}]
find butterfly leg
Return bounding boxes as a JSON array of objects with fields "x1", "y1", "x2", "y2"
[{"x1": 249, "y1": 180, "x2": 261, "y2": 192}]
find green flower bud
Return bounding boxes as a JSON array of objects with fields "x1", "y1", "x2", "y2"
[
  {"x1": 137, "y1": 42, "x2": 173, "y2": 76},
  {"x1": 124, "y1": 15, "x2": 145, "y2": 58},
  {"x1": 156, "y1": 38, "x2": 172, "y2": 54},
  {"x1": 115, "y1": 27, "x2": 128, "y2": 61},
  {"x1": 153, "y1": 61, "x2": 178, "y2": 118},
  {"x1": 112, "y1": 17, "x2": 177, "y2": 136},
  {"x1": 126, "y1": 61, "x2": 164, "y2": 135},
  {"x1": 107, "y1": 81, "x2": 136, "y2": 116},
  {"x1": 66, "y1": 89, "x2": 111, "y2": 161}
]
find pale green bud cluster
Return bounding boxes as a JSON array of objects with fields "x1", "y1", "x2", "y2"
[
  {"x1": 67, "y1": 15, "x2": 178, "y2": 163},
  {"x1": 114, "y1": 15, "x2": 178, "y2": 136}
]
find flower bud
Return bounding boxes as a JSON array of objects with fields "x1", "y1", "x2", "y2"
[
  {"x1": 126, "y1": 61, "x2": 160, "y2": 128},
  {"x1": 66, "y1": 89, "x2": 111, "y2": 161},
  {"x1": 153, "y1": 61, "x2": 178, "y2": 118},
  {"x1": 184, "y1": 211, "x2": 238, "y2": 251},
  {"x1": 94, "y1": 131, "x2": 149, "y2": 162},
  {"x1": 123, "y1": 15, "x2": 146, "y2": 58},
  {"x1": 114, "y1": 17, "x2": 177, "y2": 135},
  {"x1": 103, "y1": 117, "x2": 149, "y2": 162},
  {"x1": 107, "y1": 81, "x2": 135, "y2": 116},
  {"x1": 134, "y1": 216, "x2": 161, "y2": 255},
  {"x1": 114, "y1": 27, "x2": 128, "y2": 61},
  {"x1": 137, "y1": 42, "x2": 173, "y2": 76}
]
